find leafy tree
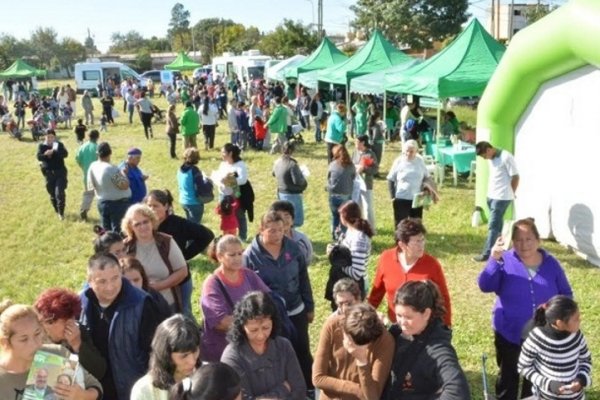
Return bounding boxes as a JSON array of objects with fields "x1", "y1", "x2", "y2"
[
  {"x1": 168, "y1": 3, "x2": 191, "y2": 51},
  {"x1": 192, "y1": 18, "x2": 237, "y2": 63},
  {"x1": 57, "y1": 38, "x2": 87, "y2": 78},
  {"x1": 147, "y1": 36, "x2": 172, "y2": 52},
  {"x1": 109, "y1": 31, "x2": 147, "y2": 53},
  {"x1": 0, "y1": 34, "x2": 28, "y2": 69},
  {"x1": 217, "y1": 24, "x2": 261, "y2": 54},
  {"x1": 135, "y1": 49, "x2": 153, "y2": 72},
  {"x1": 523, "y1": 4, "x2": 559, "y2": 24},
  {"x1": 351, "y1": 0, "x2": 469, "y2": 50},
  {"x1": 258, "y1": 19, "x2": 319, "y2": 57},
  {"x1": 30, "y1": 27, "x2": 60, "y2": 70},
  {"x1": 84, "y1": 35, "x2": 98, "y2": 56}
]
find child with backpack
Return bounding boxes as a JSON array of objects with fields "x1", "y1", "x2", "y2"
[
  {"x1": 216, "y1": 195, "x2": 239, "y2": 236},
  {"x1": 73, "y1": 118, "x2": 87, "y2": 144},
  {"x1": 518, "y1": 295, "x2": 592, "y2": 399}
]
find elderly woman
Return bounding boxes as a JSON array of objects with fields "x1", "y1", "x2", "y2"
[
  {"x1": 34, "y1": 288, "x2": 106, "y2": 380},
  {"x1": 0, "y1": 301, "x2": 103, "y2": 399},
  {"x1": 200, "y1": 235, "x2": 270, "y2": 362},
  {"x1": 478, "y1": 217, "x2": 573, "y2": 400},
  {"x1": 243, "y1": 211, "x2": 315, "y2": 396},
  {"x1": 368, "y1": 217, "x2": 452, "y2": 327},
  {"x1": 385, "y1": 281, "x2": 470, "y2": 399},
  {"x1": 387, "y1": 139, "x2": 438, "y2": 227},
  {"x1": 313, "y1": 299, "x2": 394, "y2": 400},
  {"x1": 220, "y1": 291, "x2": 306, "y2": 400},
  {"x1": 215, "y1": 143, "x2": 251, "y2": 241},
  {"x1": 327, "y1": 144, "x2": 356, "y2": 240},
  {"x1": 122, "y1": 204, "x2": 188, "y2": 313}
]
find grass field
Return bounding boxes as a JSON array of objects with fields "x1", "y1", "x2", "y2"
[{"x1": 1, "y1": 84, "x2": 599, "y2": 399}]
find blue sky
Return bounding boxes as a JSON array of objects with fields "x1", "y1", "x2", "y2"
[{"x1": 1, "y1": 1, "x2": 547, "y2": 52}]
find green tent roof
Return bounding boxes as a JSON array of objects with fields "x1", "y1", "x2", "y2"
[
  {"x1": 164, "y1": 52, "x2": 201, "y2": 71},
  {"x1": 385, "y1": 19, "x2": 506, "y2": 98},
  {"x1": 317, "y1": 30, "x2": 412, "y2": 86},
  {"x1": 0, "y1": 59, "x2": 46, "y2": 79},
  {"x1": 350, "y1": 59, "x2": 421, "y2": 94},
  {"x1": 285, "y1": 37, "x2": 348, "y2": 79}
]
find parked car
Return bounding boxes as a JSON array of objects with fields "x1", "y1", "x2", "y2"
[
  {"x1": 193, "y1": 66, "x2": 212, "y2": 81},
  {"x1": 140, "y1": 70, "x2": 182, "y2": 85}
]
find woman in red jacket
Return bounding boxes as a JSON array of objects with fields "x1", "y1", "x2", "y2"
[{"x1": 367, "y1": 217, "x2": 452, "y2": 327}]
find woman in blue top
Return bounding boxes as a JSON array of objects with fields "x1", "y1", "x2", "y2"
[
  {"x1": 177, "y1": 147, "x2": 212, "y2": 224},
  {"x1": 325, "y1": 102, "x2": 347, "y2": 163},
  {"x1": 478, "y1": 218, "x2": 573, "y2": 400}
]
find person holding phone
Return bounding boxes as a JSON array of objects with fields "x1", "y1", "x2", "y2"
[
  {"x1": 37, "y1": 129, "x2": 69, "y2": 220},
  {"x1": 478, "y1": 218, "x2": 574, "y2": 400}
]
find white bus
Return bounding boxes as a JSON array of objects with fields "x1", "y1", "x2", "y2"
[
  {"x1": 74, "y1": 59, "x2": 142, "y2": 95},
  {"x1": 212, "y1": 50, "x2": 272, "y2": 84}
]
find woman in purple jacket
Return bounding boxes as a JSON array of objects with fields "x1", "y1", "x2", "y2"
[{"x1": 478, "y1": 218, "x2": 573, "y2": 400}]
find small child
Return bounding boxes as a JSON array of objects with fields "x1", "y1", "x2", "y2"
[
  {"x1": 73, "y1": 118, "x2": 87, "y2": 144},
  {"x1": 518, "y1": 295, "x2": 592, "y2": 399},
  {"x1": 100, "y1": 113, "x2": 108, "y2": 132},
  {"x1": 63, "y1": 101, "x2": 73, "y2": 128},
  {"x1": 253, "y1": 115, "x2": 266, "y2": 151},
  {"x1": 216, "y1": 195, "x2": 239, "y2": 236}
]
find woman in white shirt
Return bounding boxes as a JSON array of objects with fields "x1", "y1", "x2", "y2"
[
  {"x1": 135, "y1": 91, "x2": 154, "y2": 139},
  {"x1": 199, "y1": 94, "x2": 219, "y2": 150}
]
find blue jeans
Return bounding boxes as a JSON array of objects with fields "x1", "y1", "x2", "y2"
[
  {"x1": 329, "y1": 194, "x2": 351, "y2": 239},
  {"x1": 314, "y1": 117, "x2": 322, "y2": 142},
  {"x1": 278, "y1": 192, "x2": 304, "y2": 227},
  {"x1": 482, "y1": 198, "x2": 512, "y2": 257},
  {"x1": 179, "y1": 277, "x2": 195, "y2": 321},
  {"x1": 97, "y1": 198, "x2": 130, "y2": 233},
  {"x1": 183, "y1": 203, "x2": 204, "y2": 224}
]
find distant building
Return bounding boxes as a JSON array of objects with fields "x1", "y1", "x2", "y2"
[{"x1": 487, "y1": 3, "x2": 533, "y2": 41}]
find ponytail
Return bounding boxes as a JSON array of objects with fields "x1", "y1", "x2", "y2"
[
  {"x1": 356, "y1": 219, "x2": 374, "y2": 238},
  {"x1": 534, "y1": 295, "x2": 578, "y2": 328},
  {"x1": 533, "y1": 304, "x2": 548, "y2": 327}
]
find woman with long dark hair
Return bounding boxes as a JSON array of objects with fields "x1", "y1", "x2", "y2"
[
  {"x1": 131, "y1": 314, "x2": 201, "y2": 400},
  {"x1": 200, "y1": 94, "x2": 219, "y2": 150}
]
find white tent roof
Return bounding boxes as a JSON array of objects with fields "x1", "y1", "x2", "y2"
[{"x1": 265, "y1": 55, "x2": 307, "y2": 82}]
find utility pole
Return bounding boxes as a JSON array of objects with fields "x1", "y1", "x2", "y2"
[
  {"x1": 318, "y1": 0, "x2": 323, "y2": 38},
  {"x1": 491, "y1": 0, "x2": 496, "y2": 39}
]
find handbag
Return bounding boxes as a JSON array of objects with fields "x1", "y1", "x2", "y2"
[{"x1": 197, "y1": 176, "x2": 215, "y2": 204}]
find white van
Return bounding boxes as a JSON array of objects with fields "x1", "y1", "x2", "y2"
[
  {"x1": 212, "y1": 50, "x2": 271, "y2": 84},
  {"x1": 74, "y1": 60, "x2": 142, "y2": 95}
]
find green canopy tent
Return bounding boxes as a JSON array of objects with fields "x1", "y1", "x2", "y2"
[
  {"x1": 164, "y1": 52, "x2": 201, "y2": 71},
  {"x1": 284, "y1": 37, "x2": 348, "y2": 88},
  {"x1": 317, "y1": 30, "x2": 412, "y2": 93},
  {"x1": 0, "y1": 59, "x2": 46, "y2": 79},
  {"x1": 384, "y1": 19, "x2": 506, "y2": 133},
  {"x1": 349, "y1": 59, "x2": 422, "y2": 95},
  {"x1": 266, "y1": 54, "x2": 307, "y2": 82}
]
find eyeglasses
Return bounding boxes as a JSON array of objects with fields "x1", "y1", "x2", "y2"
[{"x1": 132, "y1": 219, "x2": 151, "y2": 228}]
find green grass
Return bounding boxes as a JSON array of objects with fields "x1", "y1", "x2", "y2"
[{"x1": 1, "y1": 85, "x2": 599, "y2": 399}]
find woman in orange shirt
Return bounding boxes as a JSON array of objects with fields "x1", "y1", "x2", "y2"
[{"x1": 367, "y1": 217, "x2": 452, "y2": 327}]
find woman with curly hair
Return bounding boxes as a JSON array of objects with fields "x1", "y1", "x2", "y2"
[
  {"x1": 220, "y1": 291, "x2": 306, "y2": 400},
  {"x1": 131, "y1": 314, "x2": 201, "y2": 400}
]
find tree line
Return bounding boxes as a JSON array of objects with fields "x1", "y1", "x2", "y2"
[{"x1": 1, "y1": 1, "x2": 556, "y2": 77}]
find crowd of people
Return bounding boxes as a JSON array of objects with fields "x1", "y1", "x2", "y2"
[{"x1": 0, "y1": 73, "x2": 594, "y2": 400}]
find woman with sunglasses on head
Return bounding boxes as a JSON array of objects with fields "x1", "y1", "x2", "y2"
[
  {"x1": 200, "y1": 235, "x2": 270, "y2": 362},
  {"x1": 145, "y1": 188, "x2": 215, "y2": 318},
  {"x1": 121, "y1": 204, "x2": 188, "y2": 314}
]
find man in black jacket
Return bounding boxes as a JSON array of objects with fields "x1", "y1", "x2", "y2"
[{"x1": 37, "y1": 129, "x2": 68, "y2": 220}]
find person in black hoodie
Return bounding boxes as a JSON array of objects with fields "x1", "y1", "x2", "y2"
[
  {"x1": 385, "y1": 280, "x2": 470, "y2": 400},
  {"x1": 37, "y1": 129, "x2": 69, "y2": 220}
]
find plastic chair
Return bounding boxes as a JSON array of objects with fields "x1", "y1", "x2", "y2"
[{"x1": 423, "y1": 154, "x2": 443, "y2": 184}]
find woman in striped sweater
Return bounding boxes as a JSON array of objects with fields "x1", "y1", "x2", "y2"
[
  {"x1": 339, "y1": 201, "x2": 373, "y2": 297},
  {"x1": 518, "y1": 295, "x2": 592, "y2": 400}
]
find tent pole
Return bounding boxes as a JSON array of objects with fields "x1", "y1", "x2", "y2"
[
  {"x1": 383, "y1": 91, "x2": 387, "y2": 122},
  {"x1": 436, "y1": 100, "x2": 442, "y2": 137}
]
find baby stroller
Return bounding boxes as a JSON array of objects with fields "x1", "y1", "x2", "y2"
[
  {"x1": 2, "y1": 113, "x2": 22, "y2": 140},
  {"x1": 28, "y1": 110, "x2": 47, "y2": 141},
  {"x1": 151, "y1": 105, "x2": 165, "y2": 123}
]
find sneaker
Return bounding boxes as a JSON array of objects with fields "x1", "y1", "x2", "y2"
[
  {"x1": 80, "y1": 210, "x2": 88, "y2": 221},
  {"x1": 472, "y1": 254, "x2": 489, "y2": 262},
  {"x1": 57, "y1": 213, "x2": 65, "y2": 221}
]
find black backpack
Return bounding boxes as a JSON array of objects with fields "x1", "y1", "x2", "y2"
[{"x1": 309, "y1": 99, "x2": 318, "y2": 117}]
